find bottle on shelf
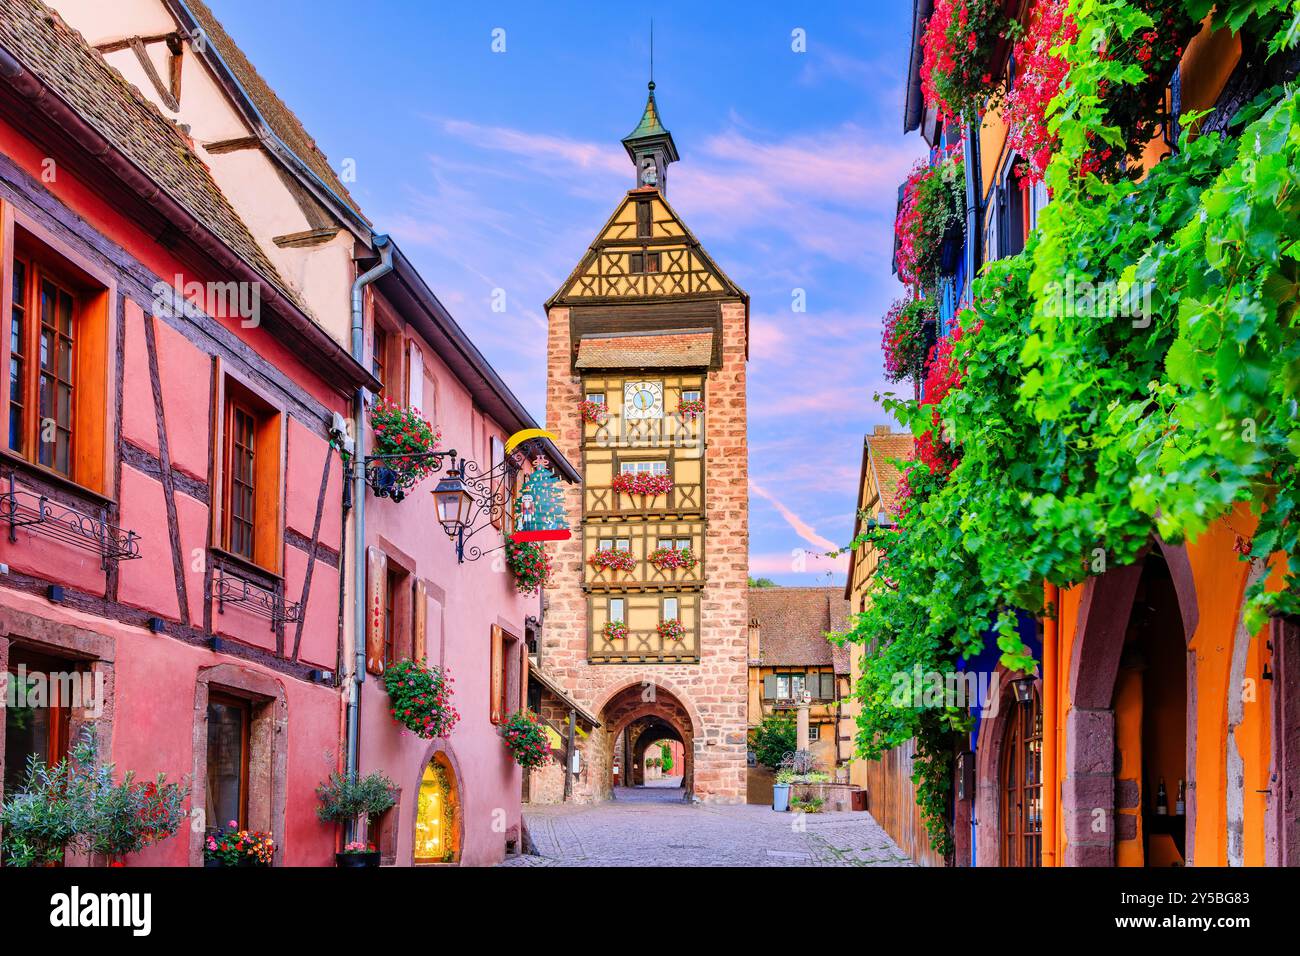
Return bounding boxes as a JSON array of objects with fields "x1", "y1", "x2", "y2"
[
  {"x1": 1155, "y1": 778, "x2": 1168, "y2": 815},
  {"x1": 1175, "y1": 778, "x2": 1186, "y2": 816}
]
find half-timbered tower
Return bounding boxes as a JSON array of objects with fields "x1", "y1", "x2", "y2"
[{"x1": 542, "y1": 83, "x2": 749, "y2": 803}]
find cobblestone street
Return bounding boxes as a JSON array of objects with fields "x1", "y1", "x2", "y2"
[{"x1": 502, "y1": 787, "x2": 915, "y2": 867}]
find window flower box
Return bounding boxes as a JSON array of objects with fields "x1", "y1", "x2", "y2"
[
  {"x1": 382, "y1": 659, "x2": 460, "y2": 739},
  {"x1": 579, "y1": 400, "x2": 608, "y2": 425},
  {"x1": 678, "y1": 399, "x2": 705, "y2": 421},
  {"x1": 656, "y1": 618, "x2": 687, "y2": 643},
  {"x1": 604, "y1": 619, "x2": 629, "y2": 644},
  {"x1": 204, "y1": 822, "x2": 276, "y2": 867},
  {"x1": 588, "y1": 548, "x2": 636, "y2": 573},
  {"x1": 611, "y1": 472, "x2": 673, "y2": 498},
  {"x1": 648, "y1": 546, "x2": 696, "y2": 572}
]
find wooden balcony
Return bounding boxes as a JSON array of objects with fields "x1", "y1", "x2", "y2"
[
  {"x1": 584, "y1": 522, "x2": 704, "y2": 591},
  {"x1": 584, "y1": 481, "x2": 703, "y2": 519},
  {"x1": 584, "y1": 411, "x2": 703, "y2": 453},
  {"x1": 588, "y1": 626, "x2": 700, "y2": 664}
]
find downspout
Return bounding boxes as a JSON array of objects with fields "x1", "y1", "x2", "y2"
[
  {"x1": 962, "y1": 120, "x2": 982, "y2": 304},
  {"x1": 1042, "y1": 582, "x2": 1059, "y2": 866},
  {"x1": 344, "y1": 235, "x2": 394, "y2": 791}
]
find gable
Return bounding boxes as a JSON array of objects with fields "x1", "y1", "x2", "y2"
[{"x1": 547, "y1": 189, "x2": 745, "y2": 307}]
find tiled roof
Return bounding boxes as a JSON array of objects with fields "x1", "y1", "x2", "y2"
[
  {"x1": 575, "y1": 330, "x2": 713, "y2": 369},
  {"x1": 749, "y1": 587, "x2": 851, "y2": 673},
  {"x1": 0, "y1": 0, "x2": 295, "y2": 302},
  {"x1": 867, "y1": 427, "x2": 915, "y2": 515},
  {"x1": 183, "y1": 0, "x2": 367, "y2": 222}
]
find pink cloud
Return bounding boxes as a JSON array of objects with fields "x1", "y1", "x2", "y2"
[{"x1": 750, "y1": 479, "x2": 840, "y2": 552}]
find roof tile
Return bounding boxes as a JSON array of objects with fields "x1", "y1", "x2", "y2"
[
  {"x1": 576, "y1": 331, "x2": 713, "y2": 369},
  {"x1": 749, "y1": 586, "x2": 851, "y2": 673}
]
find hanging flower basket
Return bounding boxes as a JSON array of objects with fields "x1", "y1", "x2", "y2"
[
  {"x1": 611, "y1": 472, "x2": 674, "y2": 498},
  {"x1": 919, "y1": 0, "x2": 1010, "y2": 123},
  {"x1": 579, "y1": 400, "x2": 608, "y2": 425},
  {"x1": 588, "y1": 548, "x2": 636, "y2": 573},
  {"x1": 678, "y1": 399, "x2": 705, "y2": 421},
  {"x1": 500, "y1": 711, "x2": 551, "y2": 770},
  {"x1": 1003, "y1": 0, "x2": 1074, "y2": 185},
  {"x1": 648, "y1": 546, "x2": 697, "y2": 572},
  {"x1": 882, "y1": 297, "x2": 939, "y2": 384},
  {"x1": 894, "y1": 149, "x2": 965, "y2": 296},
  {"x1": 382, "y1": 658, "x2": 460, "y2": 739},
  {"x1": 505, "y1": 534, "x2": 552, "y2": 594},
  {"x1": 368, "y1": 399, "x2": 442, "y2": 500},
  {"x1": 656, "y1": 618, "x2": 687, "y2": 643},
  {"x1": 603, "y1": 619, "x2": 629, "y2": 644}
]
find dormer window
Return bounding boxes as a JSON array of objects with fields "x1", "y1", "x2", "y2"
[{"x1": 629, "y1": 252, "x2": 660, "y2": 274}]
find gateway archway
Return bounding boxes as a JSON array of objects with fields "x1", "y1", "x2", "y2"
[{"x1": 598, "y1": 681, "x2": 697, "y2": 801}]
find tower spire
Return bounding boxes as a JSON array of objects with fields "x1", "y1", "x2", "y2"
[{"x1": 622, "y1": 29, "x2": 678, "y2": 194}]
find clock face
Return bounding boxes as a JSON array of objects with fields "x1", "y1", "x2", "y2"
[{"x1": 624, "y1": 380, "x2": 663, "y2": 420}]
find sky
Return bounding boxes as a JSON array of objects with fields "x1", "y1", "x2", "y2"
[{"x1": 209, "y1": 0, "x2": 925, "y2": 587}]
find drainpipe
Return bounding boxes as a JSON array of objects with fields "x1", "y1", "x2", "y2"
[
  {"x1": 1042, "y1": 581, "x2": 1059, "y2": 866},
  {"x1": 344, "y1": 235, "x2": 394, "y2": 790}
]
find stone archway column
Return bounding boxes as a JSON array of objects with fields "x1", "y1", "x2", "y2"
[{"x1": 1062, "y1": 708, "x2": 1117, "y2": 866}]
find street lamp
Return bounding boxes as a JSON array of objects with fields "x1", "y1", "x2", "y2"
[
  {"x1": 432, "y1": 465, "x2": 474, "y2": 538},
  {"x1": 1011, "y1": 675, "x2": 1036, "y2": 705}
]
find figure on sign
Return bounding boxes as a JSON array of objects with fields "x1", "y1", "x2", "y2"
[{"x1": 511, "y1": 458, "x2": 571, "y2": 542}]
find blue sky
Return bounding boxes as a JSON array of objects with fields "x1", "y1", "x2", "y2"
[{"x1": 210, "y1": 0, "x2": 925, "y2": 586}]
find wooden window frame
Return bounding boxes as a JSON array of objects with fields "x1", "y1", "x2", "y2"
[
  {"x1": 1, "y1": 213, "x2": 114, "y2": 495},
  {"x1": 636, "y1": 200, "x2": 651, "y2": 238},
  {"x1": 211, "y1": 365, "x2": 284, "y2": 575},
  {"x1": 3, "y1": 649, "x2": 75, "y2": 793},
  {"x1": 628, "y1": 251, "x2": 661, "y2": 274},
  {"x1": 608, "y1": 597, "x2": 626, "y2": 622},
  {"x1": 370, "y1": 302, "x2": 403, "y2": 402},
  {"x1": 206, "y1": 691, "x2": 251, "y2": 832},
  {"x1": 661, "y1": 596, "x2": 679, "y2": 621}
]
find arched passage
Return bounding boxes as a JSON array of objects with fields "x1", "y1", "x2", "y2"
[
  {"x1": 1065, "y1": 541, "x2": 1198, "y2": 867},
  {"x1": 412, "y1": 748, "x2": 461, "y2": 865},
  {"x1": 598, "y1": 681, "x2": 697, "y2": 801}
]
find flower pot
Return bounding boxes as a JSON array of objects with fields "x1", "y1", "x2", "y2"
[
  {"x1": 336, "y1": 850, "x2": 380, "y2": 868},
  {"x1": 772, "y1": 783, "x2": 791, "y2": 812}
]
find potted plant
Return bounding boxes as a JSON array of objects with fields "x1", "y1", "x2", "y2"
[
  {"x1": 382, "y1": 658, "x2": 460, "y2": 739},
  {"x1": 588, "y1": 548, "x2": 636, "y2": 574},
  {"x1": 499, "y1": 711, "x2": 551, "y2": 770},
  {"x1": 88, "y1": 773, "x2": 189, "y2": 866},
  {"x1": 0, "y1": 741, "x2": 95, "y2": 866},
  {"x1": 367, "y1": 398, "x2": 442, "y2": 501},
  {"x1": 610, "y1": 472, "x2": 674, "y2": 499},
  {"x1": 316, "y1": 770, "x2": 399, "y2": 867},
  {"x1": 648, "y1": 545, "x2": 696, "y2": 572},
  {"x1": 603, "y1": 619, "x2": 629, "y2": 645},
  {"x1": 505, "y1": 534, "x2": 552, "y2": 595},
  {"x1": 203, "y1": 822, "x2": 275, "y2": 867},
  {"x1": 882, "y1": 297, "x2": 938, "y2": 384}
]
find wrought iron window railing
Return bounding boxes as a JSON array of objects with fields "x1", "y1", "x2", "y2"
[
  {"x1": 1, "y1": 474, "x2": 140, "y2": 568},
  {"x1": 209, "y1": 562, "x2": 301, "y2": 631}
]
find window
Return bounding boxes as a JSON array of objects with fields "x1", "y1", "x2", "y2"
[
  {"x1": 1000, "y1": 686, "x2": 1043, "y2": 867},
  {"x1": 657, "y1": 537, "x2": 691, "y2": 551},
  {"x1": 372, "y1": 324, "x2": 389, "y2": 395},
  {"x1": 636, "y1": 201, "x2": 651, "y2": 238},
  {"x1": 682, "y1": 389, "x2": 701, "y2": 404},
  {"x1": 662, "y1": 597, "x2": 679, "y2": 620},
  {"x1": 206, "y1": 694, "x2": 250, "y2": 832},
  {"x1": 414, "y1": 758, "x2": 457, "y2": 863},
  {"x1": 5, "y1": 235, "x2": 109, "y2": 487},
  {"x1": 3, "y1": 651, "x2": 73, "y2": 796},
  {"x1": 223, "y1": 401, "x2": 256, "y2": 560},
  {"x1": 773, "y1": 673, "x2": 806, "y2": 701},
  {"x1": 620, "y1": 459, "x2": 668, "y2": 475},
  {"x1": 608, "y1": 597, "x2": 626, "y2": 622},
  {"x1": 597, "y1": 537, "x2": 631, "y2": 551},
  {"x1": 629, "y1": 252, "x2": 660, "y2": 274},
  {"x1": 585, "y1": 392, "x2": 606, "y2": 405},
  {"x1": 808, "y1": 725, "x2": 820, "y2": 742},
  {"x1": 383, "y1": 567, "x2": 401, "y2": 671},
  {"x1": 217, "y1": 377, "x2": 282, "y2": 571}
]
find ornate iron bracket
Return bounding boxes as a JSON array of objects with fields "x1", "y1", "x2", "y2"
[{"x1": 1, "y1": 473, "x2": 141, "y2": 569}]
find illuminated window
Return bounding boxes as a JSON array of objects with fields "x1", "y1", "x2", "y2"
[{"x1": 414, "y1": 760, "x2": 457, "y2": 864}]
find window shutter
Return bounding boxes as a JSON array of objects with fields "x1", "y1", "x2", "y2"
[
  {"x1": 412, "y1": 579, "x2": 427, "y2": 663},
  {"x1": 406, "y1": 343, "x2": 424, "y2": 413},
  {"x1": 519, "y1": 648, "x2": 530, "y2": 711},
  {"x1": 365, "y1": 548, "x2": 387, "y2": 675},
  {"x1": 490, "y1": 437, "x2": 505, "y2": 530},
  {"x1": 821, "y1": 672, "x2": 835, "y2": 700},
  {"x1": 763, "y1": 674, "x2": 778, "y2": 700},
  {"x1": 490, "y1": 625, "x2": 504, "y2": 724}
]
